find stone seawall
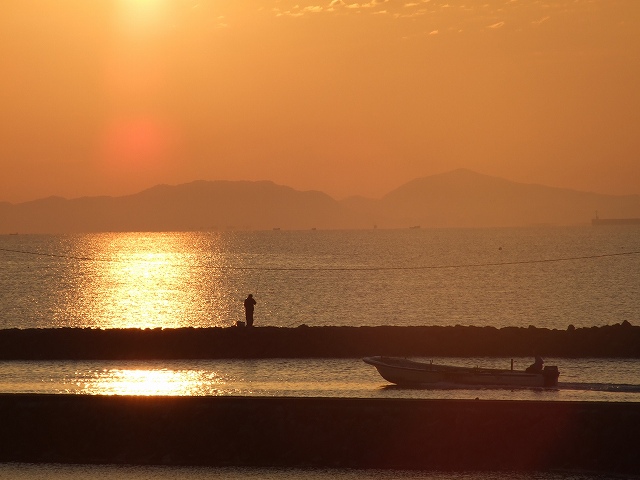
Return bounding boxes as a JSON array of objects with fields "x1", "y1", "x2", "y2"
[
  {"x1": 0, "y1": 395, "x2": 638, "y2": 474},
  {"x1": 0, "y1": 323, "x2": 639, "y2": 360}
]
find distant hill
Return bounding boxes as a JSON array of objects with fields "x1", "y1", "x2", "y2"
[
  {"x1": 0, "y1": 181, "x2": 365, "y2": 233},
  {"x1": 1, "y1": 170, "x2": 640, "y2": 233},
  {"x1": 346, "y1": 169, "x2": 640, "y2": 228}
]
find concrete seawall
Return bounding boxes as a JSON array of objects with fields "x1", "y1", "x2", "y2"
[
  {"x1": 0, "y1": 323, "x2": 639, "y2": 360},
  {"x1": 0, "y1": 394, "x2": 639, "y2": 474}
]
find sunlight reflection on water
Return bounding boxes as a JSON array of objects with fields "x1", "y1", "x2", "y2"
[
  {"x1": 1, "y1": 227, "x2": 639, "y2": 329},
  {"x1": 51, "y1": 232, "x2": 241, "y2": 329},
  {"x1": 81, "y1": 368, "x2": 224, "y2": 396},
  {"x1": 1, "y1": 358, "x2": 639, "y2": 402}
]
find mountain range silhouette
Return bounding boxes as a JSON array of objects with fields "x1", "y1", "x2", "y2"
[{"x1": 2, "y1": 169, "x2": 639, "y2": 233}]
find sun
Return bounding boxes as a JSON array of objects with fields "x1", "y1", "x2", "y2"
[
  {"x1": 102, "y1": 117, "x2": 174, "y2": 172},
  {"x1": 100, "y1": 0, "x2": 178, "y2": 174},
  {"x1": 116, "y1": 0, "x2": 171, "y2": 34}
]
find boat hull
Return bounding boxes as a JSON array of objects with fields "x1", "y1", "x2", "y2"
[{"x1": 363, "y1": 356, "x2": 559, "y2": 388}]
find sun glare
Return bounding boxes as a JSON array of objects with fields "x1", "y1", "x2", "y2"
[
  {"x1": 73, "y1": 233, "x2": 210, "y2": 329},
  {"x1": 51, "y1": 232, "x2": 238, "y2": 329},
  {"x1": 99, "y1": 0, "x2": 179, "y2": 175},
  {"x1": 83, "y1": 368, "x2": 222, "y2": 396},
  {"x1": 116, "y1": 0, "x2": 171, "y2": 35}
]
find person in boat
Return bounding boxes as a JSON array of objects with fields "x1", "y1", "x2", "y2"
[
  {"x1": 244, "y1": 294, "x2": 257, "y2": 327},
  {"x1": 526, "y1": 355, "x2": 544, "y2": 373}
]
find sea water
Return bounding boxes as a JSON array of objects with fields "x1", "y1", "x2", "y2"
[
  {"x1": 1, "y1": 228, "x2": 639, "y2": 479},
  {"x1": 1, "y1": 226, "x2": 639, "y2": 330},
  {"x1": 1, "y1": 357, "x2": 639, "y2": 402},
  {"x1": 1, "y1": 227, "x2": 640, "y2": 399}
]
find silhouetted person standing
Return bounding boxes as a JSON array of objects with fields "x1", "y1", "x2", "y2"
[{"x1": 244, "y1": 294, "x2": 256, "y2": 327}]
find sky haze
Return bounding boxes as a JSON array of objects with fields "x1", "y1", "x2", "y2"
[{"x1": 1, "y1": 0, "x2": 639, "y2": 203}]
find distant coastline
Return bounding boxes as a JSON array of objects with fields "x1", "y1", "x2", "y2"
[
  {"x1": 592, "y1": 217, "x2": 640, "y2": 226},
  {"x1": 2, "y1": 170, "x2": 640, "y2": 232}
]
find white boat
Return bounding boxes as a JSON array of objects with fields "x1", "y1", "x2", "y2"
[{"x1": 363, "y1": 356, "x2": 559, "y2": 388}]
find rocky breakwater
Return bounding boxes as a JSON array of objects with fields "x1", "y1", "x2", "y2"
[
  {"x1": 0, "y1": 322, "x2": 639, "y2": 359},
  {"x1": 0, "y1": 394, "x2": 639, "y2": 474}
]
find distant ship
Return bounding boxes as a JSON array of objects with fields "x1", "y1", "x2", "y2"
[{"x1": 592, "y1": 211, "x2": 640, "y2": 226}]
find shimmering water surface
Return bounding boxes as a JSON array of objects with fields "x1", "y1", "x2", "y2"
[
  {"x1": 1, "y1": 357, "x2": 639, "y2": 402},
  {"x1": 1, "y1": 228, "x2": 639, "y2": 478},
  {"x1": 1, "y1": 228, "x2": 640, "y2": 401},
  {"x1": 1, "y1": 227, "x2": 639, "y2": 330}
]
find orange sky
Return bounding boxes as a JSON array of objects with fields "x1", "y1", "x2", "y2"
[{"x1": 1, "y1": 0, "x2": 639, "y2": 203}]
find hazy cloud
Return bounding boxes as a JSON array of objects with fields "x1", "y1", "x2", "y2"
[
  {"x1": 532, "y1": 15, "x2": 551, "y2": 25},
  {"x1": 303, "y1": 5, "x2": 324, "y2": 12},
  {"x1": 272, "y1": 0, "x2": 393, "y2": 17},
  {"x1": 274, "y1": 0, "x2": 391, "y2": 15},
  {"x1": 275, "y1": 4, "x2": 325, "y2": 17},
  {"x1": 215, "y1": 15, "x2": 228, "y2": 28}
]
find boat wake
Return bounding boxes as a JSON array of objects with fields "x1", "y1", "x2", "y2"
[
  {"x1": 381, "y1": 382, "x2": 555, "y2": 391},
  {"x1": 558, "y1": 382, "x2": 640, "y2": 393},
  {"x1": 381, "y1": 382, "x2": 640, "y2": 394}
]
